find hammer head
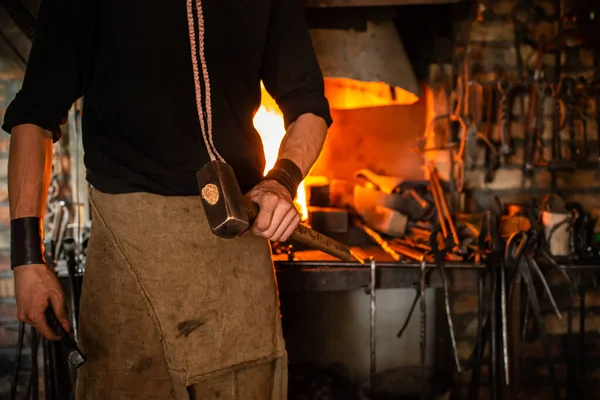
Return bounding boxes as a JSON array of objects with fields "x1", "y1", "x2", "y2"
[{"x1": 196, "y1": 160, "x2": 250, "y2": 239}]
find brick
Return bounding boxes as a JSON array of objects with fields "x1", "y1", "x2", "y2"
[
  {"x1": 0, "y1": 303, "x2": 16, "y2": 319},
  {"x1": 0, "y1": 204, "x2": 8, "y2": 229},
  {"x1": 452, "y1": 293, "x2": 478, "y2": 314},
  {"x1": 469, "y1": 21, "x2": 514, "y2": 42},
  {"x1": 579, "y1": 48, "x2": 595, "y2": 68},
  {"x1": 520, "y1": 44, "x2": 557, "y2": 73},
  {"x1": 546, "y1": 269, "x2": 572, "y2": 286},
  {"x1": 583, "y1": 333, "x2": 600, "y2": 356},
  {"x1": 0, "y1": 158, "x2": 7, "y2": 179},
  {"x1": 457, "y1": 340, "x2": 475, "y2": 362},
  {"x1": 522, "y1": 339, "x2": 561, "y2": 358},
  {"x1": 536, "y1": 363, "x2": 566, "y2": 380},
  {"x1": 466, "y1": 168, "x2": 553, "y2": 191},
  {"x1": 470, "y1": 45, "x2": 518, "y2": 74},
  {"x1": 0, "y1": 251, "x2": 9, "y2": 271},
  {"x1": 0, "y1": 323, "x2": 19, "y2": 348},
  {"x1": 0, "y1": 138, "x2": 9, "y2": 154},
  {"x1": 544, "y1": 311, "x2": 600, "y2": 335},
  {"x1": 0, "y1": 183, "x2": 7, "y2": 204},
  {"x1": 463, "y1": 315, "x2": 479, "y2": 337},
  {"x1": 0, "y1": 278, "x2": 14, "y2": 298},
  {"x1": 557, "y1": 170, "x2": 600, "y2": 189},
  {"x1": 0, "y1": 229, "x2": 8, "y2": 251},
  {"x1": 575, "y1": 291, "x2": 600, "y2": 308}
]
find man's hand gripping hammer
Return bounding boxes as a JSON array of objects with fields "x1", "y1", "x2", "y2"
[{"x1": 196, "y1": 160, "x2": 361, "y2": 263}]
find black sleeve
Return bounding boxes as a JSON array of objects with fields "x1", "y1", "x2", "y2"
[
  {"x1": 1, "y1": 0, "x2": 94, "y2": 142},
  {"x1": 260, "y1": 0, "x2": 333, "y2": 129}
]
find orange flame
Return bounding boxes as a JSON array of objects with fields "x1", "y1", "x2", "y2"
[{"x1": 253, "y1": 83, "x2": 308, "y2": 221}]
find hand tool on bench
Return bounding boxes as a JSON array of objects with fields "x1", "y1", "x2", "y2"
[
  {"x1": 353, "y1": 217, "x2": 401, "y2": 262},
  {"x1": 196, "y1": 160, "x2": 361, "y2": 263},
  {"x1": 427, "y1": 162, "x2": 464, "y2": 254},
  {"x1": 45, "y1": 306, "x2": 86, "y2": 369}
]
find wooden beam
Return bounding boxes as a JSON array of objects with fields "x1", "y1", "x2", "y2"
[{"x1": 305, "y1": 0, "x2": 466, "y2": 7}]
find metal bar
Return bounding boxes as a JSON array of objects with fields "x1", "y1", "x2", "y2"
[
  {"x1": 275, "y1": 261, "x2": 600, "y2": 270},
  {"x1": 369, "y1": 259, "x2": 377, "y2": 391},
  {"x1": 304, "y1": 0, "x2": 465, "y2": 7},
  {"x1": 275, "y1": 261, "x2": 487, "y2": 268}
]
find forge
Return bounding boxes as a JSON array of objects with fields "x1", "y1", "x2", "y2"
[{"x1": 3, "y1": 0, "x2": 600, "y2": 399}]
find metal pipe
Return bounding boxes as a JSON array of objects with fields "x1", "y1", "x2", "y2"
[{"x1": 369, "y1": 259, "x2": 377, "y2": 391}]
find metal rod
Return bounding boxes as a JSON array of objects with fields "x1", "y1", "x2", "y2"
[
  {"x1": 419, "y1": 259, "x2": 427, "y2": 400},
  {"x1": 274, "y1": 260, "x2": 600, "y2": 270},
  {"x1": 369, "y1": 258, "x2": 377, "y2": 391},
  {"x1": 274, "y1": 261, "x2": 488, "y2": 269},
  {"x1": 500, "y1": 260, "x2": 510, "y2": 385}
]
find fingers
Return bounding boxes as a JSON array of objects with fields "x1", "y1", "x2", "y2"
[
  {"x1": 279, "y1": 213, "x2": 301, "y2": 242},
  {"x1": 50, "y1": 293, "x2": 71, "y2": 334},
  {"x1": 250, "y1": 193, "x2": 278, "y2": 235},
  {"x1": 18, "y1": 300, "x2": 60, "y2": 341},
  {"x1": 252, "y1": 195, "x2": 300, "y2": 241},
  {"x1": 271, "y1": 208, "x2": 300, "y2": 242},
  {"x1": 261, "y1": 201, "x2": 293, "y2": 239},
  {"x1": 31, "y1": 314, "x2": 60, "y2": 341}
]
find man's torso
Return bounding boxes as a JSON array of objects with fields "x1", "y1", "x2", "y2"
[{"x1": 83, "y1": 0, "x2": 273, "y2": 195}]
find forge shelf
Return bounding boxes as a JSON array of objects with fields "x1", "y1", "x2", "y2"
[{"x1": 273, "y1": 248, "x2": 600, "y2": 291}]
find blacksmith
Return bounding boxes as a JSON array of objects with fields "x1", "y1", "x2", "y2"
[{"x1": 3, "y1": 0, "x2": 331, "y2": 398}]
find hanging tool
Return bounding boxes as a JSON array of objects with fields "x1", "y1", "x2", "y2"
[
  {"x1": 484, "y1": 84, "x2": 500, "y2": 183},
  {"x1": 524, "y1": 37, "x2": 551, "y2": 177},
  {"x1": 506, "y1": 201, "x2": 563, "y2": 400},
  {"x1": 430, "y1": 228, "x2": 461, "y2": 373},
  {"x1": 497, "y1": 77, "x2": 514, "y2": 165},
  {"x1": 369, "y1": 258, "x2": 377, "y2": 391},
  {"x1": 465, "y1": 82, "x2": 484, "y2": 171},
  {"x1": 549, "y1": 77, "x2": 574, "y2": 172},
  {"x1": 419, "y1": 258, "x2": 428, "y2": 400},
  {"x1": 397, "y1": 288, "x2": 421, "y2": 338},
  {"x1": 561, "y1": 77, "x2": 590, "y2": 166},
  {"x1": 467, "y1": 269, "x2": 485, "y2": 400}
]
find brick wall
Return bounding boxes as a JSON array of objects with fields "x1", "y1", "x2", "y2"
[
  {"x1": 0, "y1": 37, "x2": 24, "y2": 395},
  {"x1": 429, "y1": 0, "x2": 600, "y2": 397}
]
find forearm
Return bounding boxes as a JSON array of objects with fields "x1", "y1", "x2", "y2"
[
  {"x1": 8, "y1": 124, "x2": 54, "y2": 220},
  {"x1": 277, "y1": 113, "x2": 328, "y2": 177}
]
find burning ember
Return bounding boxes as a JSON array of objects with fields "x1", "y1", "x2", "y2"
[{"x1": 253, "y1": 83, "x2": 308, "y2": 220}]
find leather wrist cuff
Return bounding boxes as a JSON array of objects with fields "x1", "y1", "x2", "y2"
[
  {"x1": 10, "y1": 217, "x2": 46, "y2": 269},
  {"x1": 264, "y1": 158, "x2": 303, "y2": 199}
]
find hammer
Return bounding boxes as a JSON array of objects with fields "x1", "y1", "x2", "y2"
[
  {"x1": 45, "y1": 306, "x2": 86, "y2": 369},
  {"x1": 196, "y1": 160, "x2": 360, "y2": 262}
]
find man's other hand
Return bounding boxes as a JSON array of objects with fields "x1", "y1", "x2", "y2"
[
  {"x1": 247, "y1": 180, "x2": 301, "y2": 242},
  {"x1": 14, "y1": 264, "x2": 70, "y2": 340}
]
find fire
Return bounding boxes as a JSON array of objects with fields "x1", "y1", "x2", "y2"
[{"x1": 253, "y1": 83, "x2": 308, "y2": 221}]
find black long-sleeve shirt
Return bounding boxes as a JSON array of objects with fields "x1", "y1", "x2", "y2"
[{"x1": 2, "y1": 0, "x2": 332, "y2": 195}]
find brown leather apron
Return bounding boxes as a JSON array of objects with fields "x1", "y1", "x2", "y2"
[{"x1": 75, "y1": 188, "x2": 287, "y2": 399}]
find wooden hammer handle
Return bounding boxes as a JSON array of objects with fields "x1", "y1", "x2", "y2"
[{"x1": 247, "y1": 200, "x2": 355, "y2": 262}]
